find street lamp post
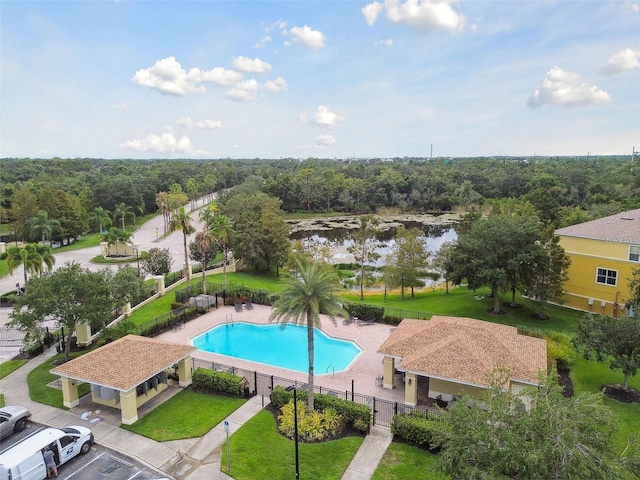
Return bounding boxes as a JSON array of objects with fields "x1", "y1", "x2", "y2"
[
  {"x1": 132, "y1": 242, "x2": 141, "y2": 278},
  {"x1": 155, "y1": 227, "x2": 159, "y2": 241}
]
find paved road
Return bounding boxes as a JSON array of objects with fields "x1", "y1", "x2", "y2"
[{"x1": 0, "y1": 422, "x2": 168, "y2": 480}]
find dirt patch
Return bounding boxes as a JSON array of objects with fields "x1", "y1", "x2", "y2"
[
  {"x1": 503, "y1": 303, "x2": 525, "y2": 309},
  {"x1": 602, "y1": 385, "x2": 640, "y2": 403}
]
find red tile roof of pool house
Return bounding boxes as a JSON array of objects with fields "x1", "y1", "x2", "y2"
[
  {"x1": 378, "y1": 316, "x2": 547, "y2": 388},
  {"x1": 51, "y1": 335, "x2": 196, "y2": 391}
]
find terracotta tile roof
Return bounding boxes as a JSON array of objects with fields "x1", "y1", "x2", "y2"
[
  {"x1": 555, "y1": 208, "x2": 640, "y2": 244},
  {"x1": 51, "y1": 335, "x2": 195, "y2": 391},
  {"x1": 378, "y1": 316, "x2": 547, "y2": 387}
]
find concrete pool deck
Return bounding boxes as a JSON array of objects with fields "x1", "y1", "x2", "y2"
[{"x1": 157, "y1": 303, "x2": 408, "y2": 404}]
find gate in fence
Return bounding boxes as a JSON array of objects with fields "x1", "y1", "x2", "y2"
[{"x1": 192, "y1": 358, "x2": 429, "y2": 428}]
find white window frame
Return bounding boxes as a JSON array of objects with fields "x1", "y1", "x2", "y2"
[
  {"x1": 595, "y1": 267, "x2": 617, "y2": 286},
  {"x1": 629, "y1": 245, "x2": 640, "y2": 262}
]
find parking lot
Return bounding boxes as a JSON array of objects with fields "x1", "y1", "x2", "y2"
[{"x1": 1, "y1": 423, "x2": 169, "y2": 480}]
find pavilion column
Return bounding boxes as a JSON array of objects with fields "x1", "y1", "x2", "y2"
[
  {"x1": 61, "y1": 378, "x2": 80, "y2": 408},
  {"x1": 154, "y1": 275, "x2": 165, "y2": 296},
  {"x1": 404, "y1": 372, "x2": 418, "y2": 406},
  {"x1": 75, "y1": 323, "x2": 92, "y2": 347},
  {"x1": 382, "y1": 356, "x2": 395, "y2": 389},
  {"x1": 123, "y1": 302, "x2": 132, "y2": 317},
  {"x1": 120, "y1": 388, "x2": 138, "y2": 425},
  {"x1": 177, "y1": 357, "x2": 193, "y2": 387}
]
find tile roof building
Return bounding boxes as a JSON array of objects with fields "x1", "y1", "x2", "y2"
[
  {"x1": 378, "y1": 316, "x2": 547, "y2": 409},
  {"x1": 555, "y1": 208, "x2": 640, "y2": 317}
]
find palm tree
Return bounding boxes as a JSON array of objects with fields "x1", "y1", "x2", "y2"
[
  {"x1": 193, "y1": 229, "x2": 215, "y2": 294},
  {"x1": 6, "y1": 243, "x2": 55, "y2": 286},
  {"x1": 210, "y1": 214, "x2": 234, "y2": 289},
  {"x1": 198, "y1": 201, "x2": 219, "y2": 228},
  {"x1": 26, "y1": 210, "x2": 61, "y2": 245},
  {"x1": 156, "y1": 192, "x2": 170, "y2": 235},
  {"x1": 86, "y1": 207, "x2": 112, "y2": 234},
  {"x1": 269, "y1": 261, "x2": 345, "y2": 412},
  {"x1": 101, "y1": 227, "x2": 131, "y2": 256},
  {"x1": 168, "y1": 207, "x2": 195, "y2": 280},
  {"x1": 113, "y1": 202, "x2": 135, "y2": 231}
]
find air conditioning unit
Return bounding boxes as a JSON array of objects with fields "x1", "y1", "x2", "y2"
[
  {"x1": 587, "y1": 298, "x2": 594, "y2": 305},
  {"x1": 600, "y1": 301, "x2": 606, "y2": 308}
]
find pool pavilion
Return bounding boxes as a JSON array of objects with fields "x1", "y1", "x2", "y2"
[{"x1": 50, "y1": 335, "x2": 196, "y2": 425}]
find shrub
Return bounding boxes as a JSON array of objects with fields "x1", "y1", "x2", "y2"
[
  {"x1": 192, "y1": 367, "x2": 245, "y2": 397},
  {"x1": 544, "y1": 331, "x2": 575, "y2": 368},
  {"x1": 391, "y1": 413, "x2": 446, "y2": 451},
  {"x1": 270, "y1": 386, "x2": 371, "y2": 433},
  {"x1": 342, "y1": 302, "x2": 384, "y2": 322},
  {"x1": 278, "y1": 400, "x2": 345, "y2": 441}
]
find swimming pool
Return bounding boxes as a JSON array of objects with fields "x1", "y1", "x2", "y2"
[{"x1": 191, "y1": 322, "x2": 363, "y2": 374}]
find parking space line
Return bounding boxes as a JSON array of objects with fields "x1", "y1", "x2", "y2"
[
  {"x1": 65, "y1": 452, "x2": 106, "y2": 478},
  {"x1": 126, "y1": 471, "x2": 143, "y2": 480}
]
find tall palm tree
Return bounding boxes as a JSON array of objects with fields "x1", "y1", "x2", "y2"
[
  {"x1": 6, "y1": 243, "x2": 55, "y2": 286},
  {"x1": 193, "y1": 229, "x2": 216, "y2": 294},
  {"x1": 156, "y1": 192, "x2": 170, "y2": 235},
  {"x1": 113, "y1": 202, "x2": 135, "y2": 231},
  {"x1": 269, "y1": 261, "x2": 345, "y2": 412},
  {"x1": 210, "y1": 214, "x2": 234, "y2": 289},
  {"x1": 168, "y1": 207, "x2": 195, "y2": 280},
  {"x1": 86, "y1": 207, "x2": 112, "y2": 234},
  {"x1": 101, "y1": 227, "x2": 131, "y2": 256},
  {"x1": 198, "y1": 201, "x2": 219, "y2": 228},
  {"x1": 26, "y1": 210, "x2": 61, "y2": 245}
]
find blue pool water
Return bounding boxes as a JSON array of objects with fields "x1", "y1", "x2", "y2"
[{"x1": 191, "y1": 322, "x2": 362, "y2": 374}]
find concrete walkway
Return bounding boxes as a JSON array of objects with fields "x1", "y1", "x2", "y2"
[{"x1": 1, "y1": 348, "x2": 392, "y2": 479}]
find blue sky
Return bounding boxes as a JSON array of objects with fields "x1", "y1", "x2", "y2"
[{"x1": 1, "y1": 1, "x2": 638, "y2": 159}]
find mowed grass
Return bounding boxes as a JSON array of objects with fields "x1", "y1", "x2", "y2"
[
  {"x1": 27, "y1": 352, "x2": 91, "y2": 408},
  {"x1": 220, "y1": 409, "x2": 364, "y2": 480},
  {"x1": 0, "y1": 359, "x2": 28, "y2": 378},
  {"x1": 372, "y1": 442, "x2": 447, "y2": 480},
  {"x1": 121, "y1": 390, "x2": 246, "y2": 441}
]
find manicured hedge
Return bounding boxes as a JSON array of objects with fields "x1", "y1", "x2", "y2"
[
  {"x1": 192, "y1": 367, "x2": 245, "y2": 397},
  {"x1": 342, "y1": 302, "x2": 384, "y2": 322},
  {"x1": 270, "y1": 386, "x2": 371, "y2": 433},
  {"x1": 391, "y1": 413, "x2": 447, "y2": 451}
]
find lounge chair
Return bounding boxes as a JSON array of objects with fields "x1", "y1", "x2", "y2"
[
  {"x1": 234, "y1": 302, "x2": 243, "y2": 312},
  {"x1": 342, "y1": 314, "x2": 356, "y2": 325},
  {"x1": 357, "y1": 318, "x2": 375, "y2": 326},
  {"x1": 245, "y1": 298, "x2": 254, "y2": 310}
]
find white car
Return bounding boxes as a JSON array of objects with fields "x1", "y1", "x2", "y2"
[{"x1": 0, "y1": 405, "x2": 32, "y2": 440}]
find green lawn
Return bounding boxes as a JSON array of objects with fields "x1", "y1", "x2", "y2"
[
  {"x1": 372, "y1": 442, "x2": 446, "y2": 480},
  {"x1": 121, "y1": 390, "x2": 246, "y2": 441},
  {"x1": 0, "y1": 359, "x2": 28, "y2": 378},
  {"x1": 27, "y1": 352, "x2": 91, "y2": 408},
  {"x1": 220, "y1": 408, "x2": 364, "y2": 480}
]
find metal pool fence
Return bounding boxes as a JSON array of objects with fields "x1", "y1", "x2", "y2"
[{"x1": 192, "y1": 358, "x2": 430, "y2": 428}]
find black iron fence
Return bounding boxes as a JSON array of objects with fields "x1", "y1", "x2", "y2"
[{"x1": 192, "y1": 358, "x2": 429, "y2": 428}]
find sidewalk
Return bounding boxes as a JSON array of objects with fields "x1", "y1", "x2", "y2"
[{"x1": 0, "y1": 349, "x2": 391, "y2": 479}]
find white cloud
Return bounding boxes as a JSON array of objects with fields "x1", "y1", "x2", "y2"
[
  {"x1": 527, "y1": 66, "x2": 611, "y2": 109},
  {"x1": 363, "y1": 0, "x2": 465, "y2": 33},
  {"x1": 177, "y1": 116, "x2": 222, "y2": 129},
  {"x1": 311, "y1": 105, "x2": 345, "y2": 128},
  {"x1": 263, "y1": 77, "x2": 288, "y2": 93},
  {"x1": 265, "y1": 19, "x2": 287, "y2": 32},
  {"x1": 362, "y1": 2, "x2": 385, "y2": 26},
  {"x1": 120, "y1": 132, "x2": 193, "y2": 153},
  {"x1": 374, "y1": 38, "x2": 393, "y2": 46},
  {"x1": 132, "y1": 57, "x2": 241, "y2": 96},
  {"x1": 316, "y1": 134, "x2": 336, "y2": 147},
  {"x1": 600, "y1": 48, "x2": 640, "y2": 76},
  {"x1": 289, "y1": 25, "x2": 325, "y2": 49},
  {"x1": 232, "y1": 56, "x2": 272, "y2": 74},
  {"x1": 254, "y1": 36, "x2": 272, "y2": 49},
  {"x1": 226, "y1": 79, "x2": 260, "y2": 101}
]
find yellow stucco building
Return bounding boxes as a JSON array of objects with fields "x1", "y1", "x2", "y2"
[{"x1": 555, "y1": 208, "x2": 640, "y2": 318}]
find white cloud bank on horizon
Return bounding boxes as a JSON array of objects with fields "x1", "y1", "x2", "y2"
[
  {"x1": 527, "y1": 66, "x2": 611, "y2": 109},
  {"x1": 177, "y1": 116, "x2": 222, "y2": 129},
  {"x1": 132, "y1": 57, "x2": 242, "y2": 96},
  {"x1": 362, "y1": 0, "x2": 465, "y2": 33},
  {"x1": 289, "y1": 25, "x2": 325, "y2": 49},
  {"x1": 232, "y1": 56, "x2": 272, "y2": 74},
  {"x1": 120, "y1": 132, "x2": 193, "y2": 153},
  {"x1": 599, "y1": 48, "x2": 640, "y2": 76}
]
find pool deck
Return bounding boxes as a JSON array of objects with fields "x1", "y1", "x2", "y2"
[{"x1": 157, "y1": 304, "x2": 408, "y2": 404}]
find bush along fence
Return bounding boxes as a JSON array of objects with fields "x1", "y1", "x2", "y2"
[{"x1": 192, "y1": 357, "x2": 429, "y2": 429}]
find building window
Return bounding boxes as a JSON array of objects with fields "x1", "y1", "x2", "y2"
[
  {"x1": 596, "y1": 268, "x2": 617, "y2": 286},
  {"x1": 630, "y1": 245, "x2": 640, "y2": 262}
]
